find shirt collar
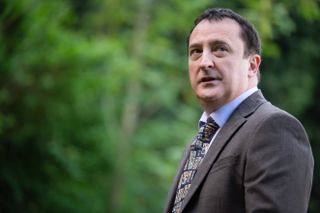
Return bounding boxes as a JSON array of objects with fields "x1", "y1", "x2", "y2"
[{"x1": 199, "y1": 87, "x2": 258, "y2": 128}]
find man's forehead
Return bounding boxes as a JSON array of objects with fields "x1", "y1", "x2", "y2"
[
  {"x1": 191, "y1": 18, "x2": 241, "y2": 35},
  {"x1": 189, "y1": 18, "x2": 242, "y2": 45}
]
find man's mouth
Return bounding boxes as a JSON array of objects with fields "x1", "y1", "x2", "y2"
[{"x1": 198, "y1": 76, "x2": 219, "y2": 84}]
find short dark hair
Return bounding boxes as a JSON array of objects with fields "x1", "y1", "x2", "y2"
[{"x1": 188, "y1": 8, "x2": 262, "y2": 57}]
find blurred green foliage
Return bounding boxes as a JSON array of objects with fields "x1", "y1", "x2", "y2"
[{"x1": 0, "y1": 0, "x2": 319, "y2": 212}]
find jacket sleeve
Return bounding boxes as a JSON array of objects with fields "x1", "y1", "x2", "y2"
[{"x1": 244, "y1": 112, "x2": 314, "y2": 213}]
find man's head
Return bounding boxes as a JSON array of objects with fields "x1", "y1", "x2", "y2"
[
  {"x1": 188, "y1": 8, "x2": 262, "y2": 114},
  {"x1": 188, "y1": 8, "x2": 261, "y2": 58}
]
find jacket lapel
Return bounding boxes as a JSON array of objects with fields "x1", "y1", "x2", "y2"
[{"x1": 179, "y1": 90, "x2": 267, "y2": 212}]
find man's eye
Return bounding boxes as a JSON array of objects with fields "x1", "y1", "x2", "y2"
[
  {"x1": 216, "y1": 46, "x2": 227, "y2": 52},
  {"x1": 190, "y1": 49, "x2": 201, "y2": 55},
  {"x1": 213, "y1": 46, "x2": 229, "y2": 57}
]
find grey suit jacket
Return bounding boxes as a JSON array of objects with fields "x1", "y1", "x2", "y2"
[{"x1": 164, "y1": 91, "x2": 314, "y2": 213}]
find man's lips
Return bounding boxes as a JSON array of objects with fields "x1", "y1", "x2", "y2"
[{"x1": 198, "y1": 76, "x2": 220, "y2": 84}]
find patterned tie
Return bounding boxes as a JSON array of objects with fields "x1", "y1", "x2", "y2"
[{"x1": 172, "y1": 117, "x2": 219, "y2": 213}]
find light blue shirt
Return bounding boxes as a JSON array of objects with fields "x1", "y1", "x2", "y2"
[
  {"x1": 199, "y1": 87, "x2": 258, "y2": 130},
  {"x1": 196, "y1": 87, "x2": 258, "y2": 158}
]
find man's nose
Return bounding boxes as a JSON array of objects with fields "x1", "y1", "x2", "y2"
[{"x1": 200, "y1": 51, "x2": 214, "y2": 70}]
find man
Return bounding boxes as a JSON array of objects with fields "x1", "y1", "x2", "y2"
[{"x1": 164, "y1": 8, "x2": 314, "y2": 213}]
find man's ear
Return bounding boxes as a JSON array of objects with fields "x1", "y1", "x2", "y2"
[{"x1": 248, "y1": 54, "x2": 261, "y2": 77}]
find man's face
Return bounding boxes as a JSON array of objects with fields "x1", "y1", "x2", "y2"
[{"x1": 188, "y1": 18, "x2": 259, "y2": 113}]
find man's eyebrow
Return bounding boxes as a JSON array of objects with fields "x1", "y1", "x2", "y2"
[
  {"x1": 211, "y1": 40, "x2": 228, "y2": 45},
  {"x1": 189, "y1": 39, "x2": 228, "y2": 49},
  {"x1": 188, "y1": 43, "x2": 201, "y2": 50}
]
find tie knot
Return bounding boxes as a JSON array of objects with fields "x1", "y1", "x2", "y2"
[
  {"x1": 200, "y1": 117, "x2": 219, "y2": 129},
  {"x1": 204, "y1": 118, "x2": 219, "y2": 133},
  {"x1": 192, "y1": 117, "x2": 220, "y2": 150},
  {"x1": 198, "y1": 117, "x2": 219, "y2": 137}
]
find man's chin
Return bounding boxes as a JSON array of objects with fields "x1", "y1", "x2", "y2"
[
  {"x1": 196, "y1": 93, "x2": 217, "y2": 103},
  {"x1": 196, "y1": 88, "x2": 218, "y2": 100},
  {"x1": 196, "y1": 93, "x2": 221, "y2": 113}
]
